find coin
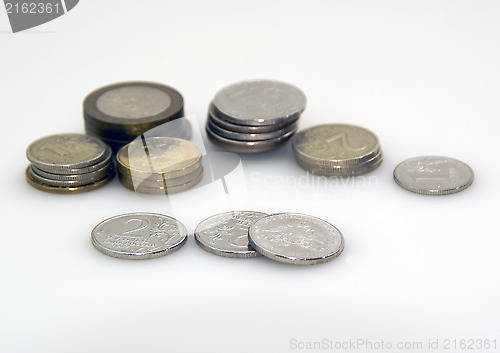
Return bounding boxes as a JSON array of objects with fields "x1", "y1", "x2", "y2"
[
  {"x1": 206, "y1": 123, "x2": 297, "y2": 153},
  {"x1": 117, "y1": 137, "x2": 202, "y2": 179},
  {"x1": 118, "y1": 166, "x2": 203, "y2": 189},
  {"x1": 208, "y1": 103, "x2": 299, "y2": 134},
  {"x1": 25, "y1": 166, "x2": 114, "y2": 194},
  {"x1": 194, "y1": 211, "x2": 268, "y2": 258},
  {"x1": 118, "y1": 171, "x2": 203, "y2": 194},
  {"x1": 30, "y1": 163, "x2": 111, "y2": 182},
  {"x1": 91, "y1": 213, "x2": 188, "y2": 259},
  {"x1": 394, "y1": 156, "x2": 474, "y2": 195},
  {"x1": 213, "y1": 80, "x2": 306, "y2": 126},
  {"x1": 248, "y1": 213, "x2": 344, "y2": 265},
  {"x1": 207, "y1": 120, "x2": 298, "y2": 142},
  {"x1": 292, "y1": 124, "x2": 383, "y2": 176},
  {"x1": 26, "y1": 133, "x2": 108, "y2": 173},
  {"x1": 29, "y1": 164, "x2": 114, "y2": 187},
  {"x1": 84, "y1": 82, "x2": 183, "y2": 127}
]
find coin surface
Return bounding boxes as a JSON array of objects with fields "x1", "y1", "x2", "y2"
[
  {"x1": 26, "y1": 133, "x2": 108, "y2": 172},
  {"x1": 117, "y1": 137, "x2": 202, "y2": 179},
  {"x1": 206, "y1": 123, "x2": 297, "y2": 153},
  {"x1": 248, "y1": 213, "x2": 344, "y2": 265},
  {"x1": 194, "y1": 211, "x2": 268, "y2": 258},
  {"x1": 212, "y1": 80, "x2": 306, "y2": 126},
  {"x1": 394, "y1": 156, "x2": 474, "y2": 195},
  {"x1": 91, "y1": 213, "x2": 188, "y2": 259}
]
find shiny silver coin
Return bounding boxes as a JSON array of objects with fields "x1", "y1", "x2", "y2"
[
  {"x1": 212, "y1": 80, "x2": 306, "y2": 126},
  {"x1": 84, "y1": 82, "x2": 184, "y2": 128},
  {"x1": 206, "y1": 123, "x2": 297, "y2": 153},
  {"x1": 118, "y1": 166, "x2": 203, "y2": 188},
  {"x1": 296, "y1": 149, "x2": 383, "y2": 177},
  {"x1": 248, "y1": 213, "x2": 344, "y2": 265},
  {"x1": 29, "y1": 164, "x2": 114, "y2": 187},
  {"x1": 31, "y1": 162, "x2": 112, "y2": 182},
  {"x1": 27, "y1": 133, "x2": 108, "y2": 173},
  {"x1": 119, "y1": 169, "x2": 203, "y2": 195},
  {"x1": 207, "y1": 120, "x2": 298, "y2": 142},
  {"x1": 208, "y1": 103, "x2": 299, "y2": 133},
  {"x1": 394, "y1": 156, "x2": 474, "y2": 195},
  {"x1": 91, "y1": 212, "x2": 188, "y2": 259},
  {"x1": 194, "y1": 211, "x2": 268, "y2": 258}
]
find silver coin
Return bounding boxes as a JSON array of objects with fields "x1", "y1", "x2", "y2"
[
  {"x1": 212, "y1": 80, "x2": 306, "y2": 126},
  {"x1": 194, "y1": 211, "x2": 268, "y2": 258},
  {"x1": 207, "y1": 119, "x2": 298, "y2": 142},
  {"x1": 27, "y1": 133, "x2": 108, "y2": 172},
  {"x1": 29, "y1": 164, "x2": 114, "y2": 187},
  {"x1": 31, "y1": 163, "x2": 112, "y2": 182},
  {"x1": 91, "y1": 213, "x2": 188, "y2": 259},
  {"x1": 206, "y1": 123, "x2": 297, "y2": 153},
  {"x1": 248, "y1": 213, "x2": 344, "y2": 265},
  {"x1": 208, "y1": 103, "x2": 299, "y2": 133},
  {"x1": 394, "y1": 156, "x2": 474, "y2": 195}
]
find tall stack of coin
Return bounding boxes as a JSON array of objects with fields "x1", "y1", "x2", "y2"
[
  {"x1": 25, "y1": 134, "x2": 114, "y2": 193},
  {"x1": 206, "y1": 79, "x2": 306, "y2": 153},
  {"x1": 116, "y1": 137, "x2": 203, "y2": 195},
  {"x1": 292, "y1": 124, "x2": 383, "y2": 177},
  {"x1": 83, "y1": 81, "x2": 191, "y2": 153}
]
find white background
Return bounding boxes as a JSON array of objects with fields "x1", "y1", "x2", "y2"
[{"x1": 1, "y1": 1, "x2": 499, "y2": 352}]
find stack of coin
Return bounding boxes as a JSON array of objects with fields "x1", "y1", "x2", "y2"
[
  {"x1": 206, "y1": 79, "x2": 306, "y2": 153},
  {"x1": 25, "y1": 133, "x2": 114, "y2": 193},
  {"x1": 116, "y1": 137, "x2": 203, "y2": 195},
  {"x1": 292, "y1": 124, "x2": 383, "y2": 177},
  {"x1": 83, "y1": 81, "x2": 190, "y2": 153}
]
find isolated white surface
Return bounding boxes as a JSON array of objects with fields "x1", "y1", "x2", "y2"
[{"x1": 1, "y1": 1, "x2": 499, "y2": 352}]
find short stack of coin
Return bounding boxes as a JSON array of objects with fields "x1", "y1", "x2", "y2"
[
  {"x1": 83, "y1": 81, "x2": 191, "y2": 153},
  {"x1": 116, "y1": 137, "x2": 203, "y2": 195},
  {"x1": 206, "y1": 79, "x2": 306, "y2": 153},
  {"x1": 292, "y1": 124, "x2": 383, "y2": 177},
  {"x1": 25, "y1": 134, "x2": 114, "y2": 193}
]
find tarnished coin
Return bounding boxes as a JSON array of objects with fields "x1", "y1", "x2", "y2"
[
  {"x1": 394, "y1": 156, "x2": 474, "y2": 195},
  {"x1": 91, "y1": 213, "x2": 188, "y2": 259},
  {"x1": 207, "y1": 120, "x2": 297, "y2": 142},
  {"x1": 208, "y1": 103, "x2": 299, "y2": 134},
  {"x1": 248, "y1": 213, "x2": 344, "y2": 265},
  {"x1": 25, "y1": 166, "x2": 114, "y2": 194},
  {"x1": 212, "y1": 80, "x2": 306, "y2": 126},
  {"x1": 292, "y1": 124, "x2": 383, "y2": 176},
  {"x1": 206, "y1": 123, "x2": 297, "y2": 153},
  {"x1": 29, "y1": 165, "x2": 114, "y2": 187},
  {"x1": 117, "y1": 137, "x2": 202, "y2": 179},
  {"x1": 194, "y1": 211, "x2": 268, "y2": 258},
  {"x1": 84, "y1": 82, "x2": 183, "y2": 127},
  {"x1": 26, "y1": 133, "x2": 108, "y2": 173},
  {"x1": 30, "y1": 163, "x2": 111, "y2": 182}
]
